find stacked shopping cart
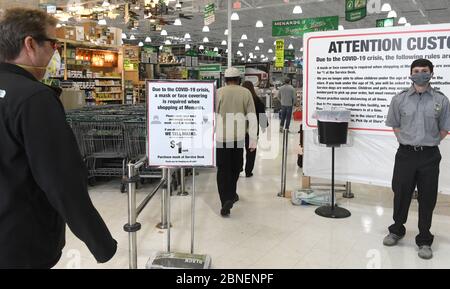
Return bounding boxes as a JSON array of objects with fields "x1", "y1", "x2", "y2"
[{"x1": 66, "y1": 105, "x2": 155, "y2": 192}]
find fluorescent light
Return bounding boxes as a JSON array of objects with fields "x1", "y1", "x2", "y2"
[
  {"x1": 381, "y1": 3, "x2": 392, "y2": 12},
  {"x1": 405, "y1": 23, "x2": 411, "y2": 27},
  {"x1": 238, "y1": 42, "x2": 244, "y2": 47},
  {"x1": 199, "y1": 45, "x2": 204, "y2": 50},
  {"x1": 122, "y1": 33, "x2": 127, "y2": 39},
  {"x1": 255, "y1": 46, "x2": 260, "y2": 51},
  {"x1": 161, "y1": 29, "x2": 168, "y2": 36},
  {"x1": 255, "y1": 20, "x2": 264, "y2": 28},
  {"x1": 398, "y1": 17, "x2": 407, "y2": 24},
  {"x1": 268, "y1": 49, "x2": 273, "y2": 53},
  {"x1": 185, "y1": 44, "x2": 191, "y2": 49},
  {"x1": 184, "y1": 33, "x2": 191, "y2": 39},
  {"x1": 224, "y1": 29, "x2": 229, "y2": 35},
  {"x1": 231, "y1": 12, "x2": 239, "y2": 20},
  {"x1": 174, "y1": 18, "x2": 182, "y2": 26},
  {"x1": 165, "y1": 40, "x2": 171, "y2": 45},
  {"x1": 213, "y1": 47, "x2": 218, "y2": 52},
  {"x1": 203, "y1": 37, "x2": 209, "y2": 43},
  {"x1": 202, "y1": 25, "x2": 210, "y2": 32},
  {"x1": 130, "y1": 35, "x2": 136, "y2": 40},
  {"x1": 241, "y1": 57, "x2": 245, "y2": 61},
  {"x1": 226, "y1": 49, "x2": 228, "y2": 53},
  {"x1": 138, "y1": 42, "x2": 144, "y2": 47},
  {"x1": 98, "y1": 19, "x2": 107, "y2": 25},
  {"x1": 221, "y1": 40, "x2": 227, "y2": 45},
  {"x1": 300, "y1": 47, "x2": 304, "y2": 52},
  {"x1": 293, "y1": 5, "x2": 302, "y2": 14},
  {"x1": 145, "y1": 36, "x2": 152, "y2": 42},
  {"x1": 159, "y1": 45, "x2": 163, "y2": 50},
  {"x1": 258, "y1": 38, "x2": 264, "y2": 43},
  {"x1": 248, "y1": 58, "x2": 252, "y2": 62},
  {"x1": 241, "y1": 34, "x2": 248, "y2": 40},
  {"x1": 237, "y1": 50, "x2": 242, "y2": 55},
  {"x1": 338, "y1": 25, "x2": 345, "y2": 30},
  {"x1": 288, "y1": 43, "x2": 294, "y2": 49},
  {"x1": 387, "y1": 10, "x2": 397, "y2": 18},
  {"x1": 261, "y1": 54, "x2": 265, "y2": 58}
]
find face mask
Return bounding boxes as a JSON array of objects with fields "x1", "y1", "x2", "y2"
[
  {"x1": 17, "y1": 50, "x2": 61, "y2": 80},
  {"x1": 410, "y1": 72, "x2": 432, "y2": 86},
  {"x1": 43, "y1": 50, "x2": 61, "y2": 80}
]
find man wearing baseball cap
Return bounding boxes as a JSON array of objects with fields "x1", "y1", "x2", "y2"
[{"x1": 216, "y1": 67, "x2": 257, "y2": 217}]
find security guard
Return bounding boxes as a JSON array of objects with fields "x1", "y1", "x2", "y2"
[
  {"x1": 0, "y1": 8, "x2": 117, "y2": 268},
  {"x1": 384, "y1": 59, "x2": 450, "y2": 260}
]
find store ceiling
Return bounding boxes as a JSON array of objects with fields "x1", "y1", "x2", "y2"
[{"x1": 50, "y1": 0, "x2": 450, "y2": 59}]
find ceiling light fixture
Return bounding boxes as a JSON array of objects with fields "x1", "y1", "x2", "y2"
[
  {"x1": 221, "y1": 40, "x2": 227, "y2": 45},
  {"x1": 203, "y1": 37, "x2": 209, "y2": 43},
  {"x1": 338, "y1": 25, "x2": 344, "y2": 30},
  {"x1": 199, "y1": 45, "x2": 204, "y2": 50},
  {"x1": 255, "y1": 46, "x2": 260, "y2": 51},
  {"x1": 255, "y1": 20, "x2": 264, "y2": 28},
  {"x1": 258, "y1": 38, "x2": 264, "y2": 43},
  {"x1": 202, "y1": 25, "x2": 210, "y2": 32},
  {"x1": 145, "y1": 36, "x2": 152, "y2": 42},
  {"x1": 381, "y1": 3, "x2": 392, "y2": 12},
  {"x1": 387, "y1": 10, "x2": 397, "y2": 18},
  {"x1": 398, "y1": 17, "x2": 407, "y2": 24},
  {"x1": 231, "y1": 12, "x2": 239, "y2": 20},
  {"x1": 224, "y1": 29, "x2": 229, "y2": 35},
  {"x1": 130, "y1": 35, "x2": 136, "y2": 40},
  {"x1": 288, "y1": 43, "x2": 294, "y2": 49},
  {"x1": 241, "y1": 34, "x2": 248, "y2": 40},
  {"x1": 268, "y1": 49, "x2": 273, "y2": 53},
  {"x1": 238, "y1": 42, "x2": 244, "y2": 47},
  {"x1": 174, "y1": 18, "x2": 182, "y2": 26},
  {"x1": 293, "y1": 5, "x2": 303, "y2": 14},
  {"x1": 161, "y1": 29, "x2": 168, "y2": 36}
]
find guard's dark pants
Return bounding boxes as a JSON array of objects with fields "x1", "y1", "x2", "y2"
[
  {"x1": 244, "y1": 133, "x2": 257, "y2": 176},
  {"x1": 216, "y1": 142, "x2": 243, "y2": 207},
  {"x1": 280, "y1": 106, "x2": 293, "y2": 129},
  {"x1": 388, "y1": 145, "x2": 441, "y2": 247}
]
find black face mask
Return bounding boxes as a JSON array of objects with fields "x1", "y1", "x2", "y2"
[{"x1": 410, "y1": 72, "x2": 432, "y2": 86}]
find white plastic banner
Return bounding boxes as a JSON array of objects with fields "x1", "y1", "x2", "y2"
[
  {"x1": 147, "y1": 80, "x2": 216, "y2": 167},
  {"x1": 303, "y1": 24, "x2": 450, "y2": 193}
]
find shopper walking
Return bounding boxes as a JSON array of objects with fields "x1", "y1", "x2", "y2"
[
  {"x1": 241, "y1": 81, "x2": 268, "y2": 177},
  {"x1": 384, "y1": 59, "x2": 450, "y2": 260},
  {"x1": 0, "y1": 8, "x2": 117, "y2": 268},
  {"x1": 216, "y1": 67, "x2": 257, "y2": 217},
  {"x1": 279, "y1": 77, "x2": 296, "y2": 131}
]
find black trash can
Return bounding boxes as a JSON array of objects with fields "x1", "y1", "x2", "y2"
[{"x1": 318, "y1": 121, "x2": 348, "y2": 146}]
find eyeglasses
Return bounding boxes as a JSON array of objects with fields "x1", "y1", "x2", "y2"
[{"x1": 32, "y1": 36, "x2": 61, "y2": 50}]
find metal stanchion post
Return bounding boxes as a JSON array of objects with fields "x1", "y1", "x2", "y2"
[
  {"x1": 278, "y1": 128, "x2": 288, "y2": 197},
  {"x1": 178, "y1": 168, "x2": 188, "y2": 196},
  {"x1": 156, "y1": 168, "x2": 169, "y2": 229},
  {"x1": 191, "y1": 168, "x2": 196, "y2": 254},
  {"x1": 124, "y1": 162, "x2": 141, "y2": 269},
  {"x1": 167, "y1": 168, "x2": 172, "y2": 252},
  {"x1": 343, "y1": 181, "x2": 354, "y2": 199}
]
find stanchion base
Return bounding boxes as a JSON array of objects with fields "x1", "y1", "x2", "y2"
[
  {"x1": 156, "y1": 223, "x2": 172, "y2": 229},
  {"x1": 315, "y1": 205, "x2": 351, "y2": 219},
  {"x1": 343, "y1": 192, "x2": 354, "y2": 199},
  {"x1": 177, "y1": 192, "x2": 189, "y2": 196},
  {"x1": 277, "y1": 192, "x2": 285, "y2": 198}
]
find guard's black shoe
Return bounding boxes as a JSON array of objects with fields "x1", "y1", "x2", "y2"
[
  {"x1": 220, "y1": 200, "x2": 234, "y2": 217},
  {"x1": 246, "y1": 173, "x2": 253, "y2": 178},
  {"x1": 233, "y1": 194, "x2": 239, "y2": 203}
]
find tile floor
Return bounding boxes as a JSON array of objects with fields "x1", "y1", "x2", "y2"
[{"x1": 54, "y1": 117, "x2": 450, "y2": 269}]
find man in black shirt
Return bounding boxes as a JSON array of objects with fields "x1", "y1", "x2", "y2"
[{"x1": 0, "y1": 8, "x2": 117, "y2": 268}]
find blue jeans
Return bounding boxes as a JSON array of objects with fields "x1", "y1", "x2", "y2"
[{"x1": 280, "y1": 106, "x2": 293, "y2": 129}]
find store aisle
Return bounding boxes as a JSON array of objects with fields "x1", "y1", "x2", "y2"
[{"x1": 54, "y1": 117, "x2": 450, "y2": 269}]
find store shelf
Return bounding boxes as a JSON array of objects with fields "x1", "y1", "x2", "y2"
[
  {"x1": 95, "y1": 91, "x2": 123, "y2": 94},
  {"x1": 95, "y1": 85, "x2": 122, "y2": 87},
  {"x1": 95, "y1": 98, "x2": 122, "y2": 101}
]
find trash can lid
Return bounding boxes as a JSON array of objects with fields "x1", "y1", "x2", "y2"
[{"x1": 314, "y1": 110, "x2": 351, "y2": 122}]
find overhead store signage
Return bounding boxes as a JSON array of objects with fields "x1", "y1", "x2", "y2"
[
  {"x1": 272, "y1": 16, "x2": 339, "y2": 37},
  {"x1": 198, "y1": 64, "x2": 221, "y2": 72},
  {"x1": 147, "y1": 80, "x2": 216, "y2": 167},
  {"x1": 275, "y1": 39, "x2": 284, "y2": 68},
  {"x1": 204, "y1": 3, "x2": 215, "y2": 26},
  {"x1": 345, "y1": 0, "x2": 367, "y2": 22},
  {"x1": 376, "y1": 18, "x2": 394, "y2": 27},
  {"x1": 284, "y1": 49, "x2": 295, "y2": 61}
]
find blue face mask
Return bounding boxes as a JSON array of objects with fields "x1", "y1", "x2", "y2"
[{"x1": 410, "y1": 72, "x2": 432, "y2": 86}]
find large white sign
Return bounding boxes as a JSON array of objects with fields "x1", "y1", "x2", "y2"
[
  {"x1": 302, "y1": 24, "x2": 450, "y2": 193},
  {"x1": 304, "y1": 24, "x2": 450, "y2": 134},
  {"x1": 147, "y1": 80, "x2": 216, "y2": 167}
]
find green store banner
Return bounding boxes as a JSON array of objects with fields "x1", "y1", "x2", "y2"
[
  {"x1": 198, "y1": 64, "x2": 221, "y2": 72},
  {"x1": 284, "y1": 49, "x2": 295, "y2": 61},
  {"x1": 376, "y1": 18, "x2": 394, "y2": 27},
  {"x1": 204, "y1": 3, "x2": 215, "y2": 26},
  {"x1": 272, "y1": 16, "x2": 339, "y2": 37},
  {"x1": 345, "y1": 0, "x2": 367, "y2": 22}
]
